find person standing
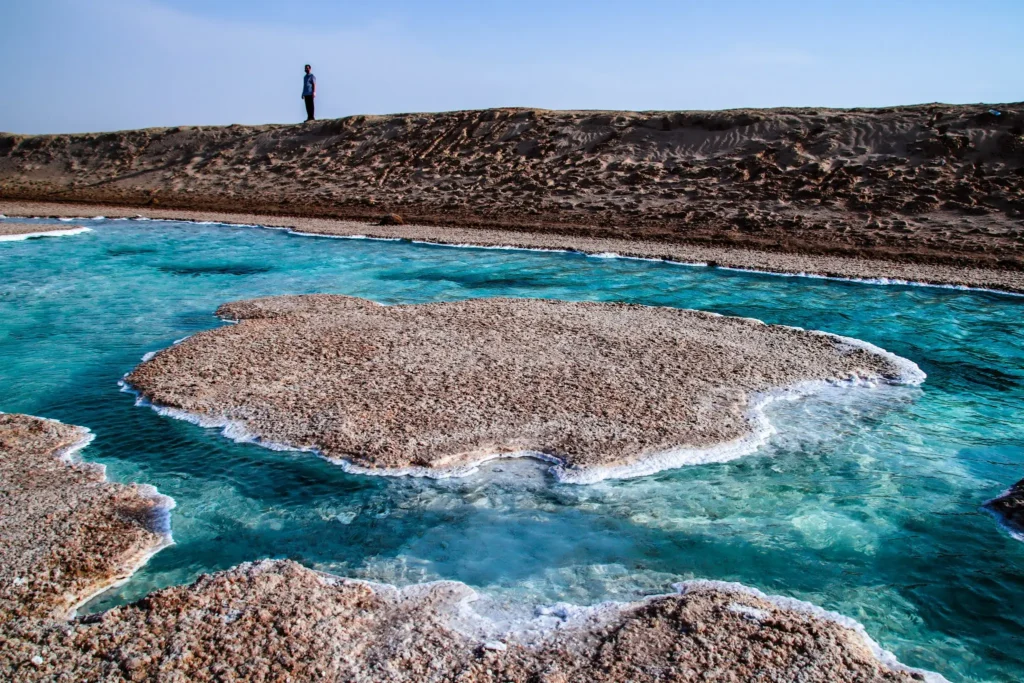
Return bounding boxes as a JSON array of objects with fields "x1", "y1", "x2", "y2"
[{"x1": 302, "y1": 64, "x2": 317, "y2": 122}]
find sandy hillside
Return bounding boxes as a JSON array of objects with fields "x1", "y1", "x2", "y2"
[{"x1": 2, "y1": 104, "x2": 1022, "y2": 269}]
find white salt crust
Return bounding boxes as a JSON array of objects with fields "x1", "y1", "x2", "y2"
[
  {"x1": 0, "y1": 226, "x2": 92, "y2": 241},
  {"x1": 297, "y1": 566, "x2": 949, "y2": 682},
  {"x1": 0, "y1": 412, "x2": 177, "y2": 616}
]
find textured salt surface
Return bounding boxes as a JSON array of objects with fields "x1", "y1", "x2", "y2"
[
  {"x1": 0, "y1": 413, "x2": 173, "y2": 621},
  {"x1": 0, "y1": 413, "x2": 937, "y2": 681},
  {"x1": 1, "y1": 557, "x2": 931, "y2": 682},
  {"x1": 126, "y1": 295, "x2": 923, "y2": 481}
]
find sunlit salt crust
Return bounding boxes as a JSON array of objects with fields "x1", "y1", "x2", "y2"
[
  {"x1": 673, "y1": 580, "x2": 950, "y2": 683},
  {"x1": 315, "y1": 570, "x2": 947, "y2": 682},
  {"x1": 0, "y1": 226, "x2": 92, "y2": 241},
  {"x1": 58, "y1": 422, "x2": 177, "y2": 617},
  {"x1": 122, "y1": 320, "x2": 925, "y2": 484},
  {"x1": 5, "y1": 412, "x2": 947, "y2": 679},
  {"x1": 0, "y1": 412, "x2": 177, "y2": 616}
]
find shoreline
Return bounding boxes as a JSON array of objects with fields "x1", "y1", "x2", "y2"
[
  {"x1": 0, "y1": 219, "x2": 91, "y2": 241},
  {"x1": 2, "y1": 200, "x2": 1023, "y2": 294}
]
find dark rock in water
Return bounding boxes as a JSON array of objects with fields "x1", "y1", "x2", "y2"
[
  {"x1": 987, "y1": 479, "x2": 1024, "y2": 537},
  {"x1": 378, "y1": 213, "x2": 404, "y2": 226}
]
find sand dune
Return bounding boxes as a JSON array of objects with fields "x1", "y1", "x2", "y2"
[{"x1": 2, "y1": 104, "x2": 1022, "y2": 270}]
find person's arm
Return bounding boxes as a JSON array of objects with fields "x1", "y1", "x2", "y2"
[{"x1": 312, "y1": 75, "x2": 317, "y2": 98}]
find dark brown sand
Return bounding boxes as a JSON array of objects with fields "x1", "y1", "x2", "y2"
[
  {"x1": 127, "y1": 295, "x2": 913, "y2": 479},
  {"x1": 0, "y1": 413, "x2": 168, "y2": 622},
  {"x1": 2, "y1": 104, "x2": 1022, "y2": 272},
  {"x1": 3, "y1": 200, "x2": 1023, "y2": 293},
  {"x1": 0, "y1": 413, "x2": 927, "y2": 681}
]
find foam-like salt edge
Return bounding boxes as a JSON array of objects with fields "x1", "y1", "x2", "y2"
[
  {"x1": 0, "y1": 411, "x2": 178, "y2": 617},
  {"x1": 0, "y1": 226, "x2": 92, "y2": 242},
  {"x1": 299, "y1": 567, "x2": 947, "y2": 682},
  {"x1": 123, "y1": 324, "x2": 925, "y2": 484}
]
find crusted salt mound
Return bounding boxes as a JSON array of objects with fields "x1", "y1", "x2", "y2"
[
  {"x1": 0, "y1": 559, "x2": 927, "y2": 681},
  {"x1": 0, "y1": 413, "x2": 172, "y2": 622},
  {"x1": 127, "y1": 295, "x2": 920, "y2": 478}
]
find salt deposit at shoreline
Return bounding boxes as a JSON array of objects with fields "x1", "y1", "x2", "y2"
[
  {"x1": 0, "y1": 220, "x2": 91, "y2": 241},
  {"x1": 0, "y1": 413, "x2": 172, "y2": 622}
]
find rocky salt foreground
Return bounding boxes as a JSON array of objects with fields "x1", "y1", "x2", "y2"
[
  {"x1": 127, "y1": 295, "x2": 918, "y2": 480},
  {"x1": 0, "y1": 413, "x2": 169, "y2": 623},
  {"x1": 0, "y1": 415, "x2": 932, "y2": 681}
]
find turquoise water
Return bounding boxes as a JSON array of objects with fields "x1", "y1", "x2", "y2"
[{"x1": 1, "y1": 217, "x2": 1022, "y2": 681}]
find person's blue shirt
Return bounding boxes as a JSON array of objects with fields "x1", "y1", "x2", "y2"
[{"x1": 302, "y1": 73, "x2": 316, "y2": 97}]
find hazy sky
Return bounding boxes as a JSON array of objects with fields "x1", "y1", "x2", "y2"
[{"x1": 2, "y1": 0, "x2": 1022, "y2": 134}]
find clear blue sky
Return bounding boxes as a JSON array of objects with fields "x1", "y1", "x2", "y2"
[{"x1": 2, "y1": 0, "x2": 1022, "y2": 134}]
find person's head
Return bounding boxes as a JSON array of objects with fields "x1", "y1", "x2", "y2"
[{"x1": 304, "y1": 64, "x2": 311, "y2": 74}]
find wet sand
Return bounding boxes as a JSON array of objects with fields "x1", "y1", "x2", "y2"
[
  {"x1": 126, "y1": 295, "x2": 919, "y2": 480},
  {"x1": 3, "y1": 200, "x2": 1023, "y2": 293}
]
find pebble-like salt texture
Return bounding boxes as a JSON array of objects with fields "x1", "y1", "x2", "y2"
[
  {"x1": 676, "y1": 580, "x2": 951, "y2": 683},
  {"x1": 126, "y1": 298, "x2": 923, "y2": 483}
]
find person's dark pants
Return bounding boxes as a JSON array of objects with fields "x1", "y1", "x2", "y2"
[{"x1": 304, "y1": 95, "x2": 315, "y2": 121}]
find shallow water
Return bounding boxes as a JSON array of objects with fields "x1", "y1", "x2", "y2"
[{"x1": 1, "y1": 217, "x2": 1022, "y2": 682}]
